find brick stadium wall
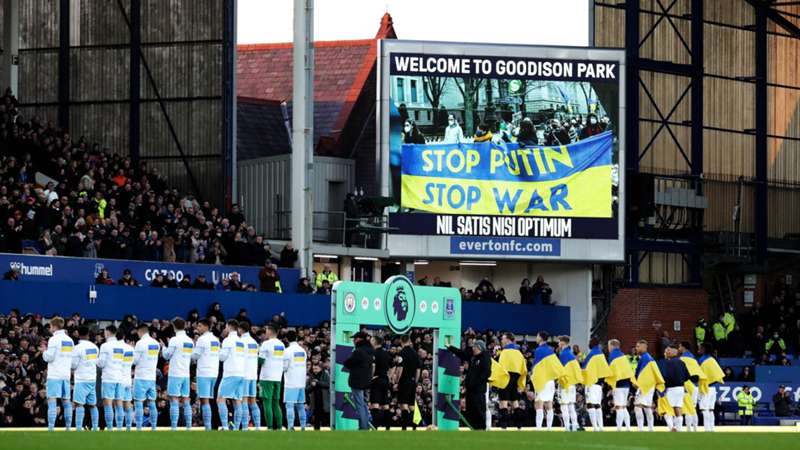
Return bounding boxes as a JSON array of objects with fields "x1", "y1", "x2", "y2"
[{"x1": 607, "y1": 288, "x2": 709, "y2": 353}]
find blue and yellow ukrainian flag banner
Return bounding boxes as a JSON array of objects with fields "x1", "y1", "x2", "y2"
[
  {"x1": 209, "y1": 341, "x2": 220, "y2": 353},
  {"x1": 273, "y1": 345, "x2": 285, "y2": 357},
  {"x1": 85, "y1": 348, "x2": 98, "y2": 360},
  {"x1": 634, "y1": 352, "x2": 665, "y2": 393},
  {"x1": 147, "y1": 344, "x2": 159, "y2": 356},
  {"x1": 123, "y1": 351, "x2": 134, "y2": 363},
  {"x1": 489, "y1": 358, "x2": 510, "y2": 389},
  {"x1": 582, "y1": 346, "x2": 611, "y2": 386},
  {"x1": 698, "y1": 354, "x2": 726, "y2": 394},
  {"x1": 293, "y1": 351, "x2": 305, "y2": 363},
  {"x1": 113, "y1": 348, "x2": 124, "y2": 360},
  {"x1": 558, "y1": 348, "x2": 584, "y2": 389},
  {"x1": 235, "y1": 342, "x2": 245, "y2": 353},
  {"x1": 182, "y1": 342, "x2": 193, "y2": 354},
  {"x1": 400, "y1": 131, "x2": 613, "y2": 217},
  {"x1": 60, "y1": 341, "x2": 73, "y2": 353},
  {"x1": 606, "y1": 348, "x2": 634, "y2": 388},
  {"x1": 530, "y1": 344, "x2": 565, "y2": 393}
]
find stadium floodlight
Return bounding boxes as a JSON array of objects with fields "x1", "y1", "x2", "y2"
[{"x1": 314, "y1": 254, "x2": 339, "y2": 259}]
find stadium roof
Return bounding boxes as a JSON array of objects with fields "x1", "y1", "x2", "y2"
[{"x1": 236, "y1": 13, "x2": 397, "y2": 159}]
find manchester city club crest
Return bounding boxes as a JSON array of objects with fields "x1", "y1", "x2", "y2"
[
  {"x1": 384, "y1": 275, "x2": 416, "y2": 334},
  {"x1": 343, "y1": 292, "x2": 356, "y2": 313}
]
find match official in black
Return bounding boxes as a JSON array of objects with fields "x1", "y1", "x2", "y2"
[
  {"x1": 370, "y1": 335, "x2": 392, "y2": 430},
  {"x1": 448, "y1": 339, "x2": 491, "y2": 430},
  {"x1": 395, "y1": 335, "x2": 421, "y2": 430}
]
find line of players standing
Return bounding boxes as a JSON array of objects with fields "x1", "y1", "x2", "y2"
[
  {"x1": 480, "y1": 332, "x2": 727, "y2": 432},
  {"x1": 42, "y1": 315, "x2": 308, "y2": 432}
]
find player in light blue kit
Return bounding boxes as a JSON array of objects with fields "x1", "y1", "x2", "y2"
[
  {"x1": 98, "y1": 324, "x2": 124, "y2": 430},
  {"x1": 238, "y1": 319, "x2": 261, "y2": 431},
  {"x1": 119, "y1": 333, "x2": 136, "y2": 431},
  {"x1": 162, "y1": 317, "x2": 195, "y2": 430},
  {"x1": 192, "y1": 319, "x2": 220, "y2": 430},
  {"x1": 217, "y1": 319, "x2": 245, "y2": 430},
  {"x1": 133, "y1": 323, "x2": 160, "y2": 430},
  {"x1": 71, "y1": 326, "x2": 100, "y2": 431},
  {"x1": 283, "y1": 330, "x2": 308, "y2": 431},
  {"x1": 43, "y1": 316, "x2": 74, "y2": 431}
]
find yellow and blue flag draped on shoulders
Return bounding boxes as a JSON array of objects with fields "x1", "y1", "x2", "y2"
[
  {"x1": 530, "y1": 344, "x2": 565, "y2": 393},
  {"x1": 655, "y1": 391, "x2": 697, "y2": 417},
  {"x1": 558, "y1": 347, "x2": 583, "y2": 389},
  {"x1": 657, "y1": 394, "x2": 673, "y2": 416},
  {"x1": 698, "y1": 354, "x2": 726, "y2": 394},
  {"x1": 634, "y1": 352, "x2": 665, "y2": 394},
  {"x1": 680, "y1": 351, "x2": 706, "y2": 396},
  {"x1": 400, "y1": 131, "x2": 614, "y2": 218},
  {"x1": 498, "y1": 344, "x2": 528, "y2": 391},
  {"x1": 582, "y1": 346, "x2": 611, "y2": 386},
  {"x1": 489, "y1": 358, "x2": 510, "y2": 389},
  {"x1": 606, "y1": 348, "x2": 635, "y2": 388}
]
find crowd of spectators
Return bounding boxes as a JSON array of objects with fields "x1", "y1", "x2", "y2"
[
  {"x1": 0, "y1": 88, "x2": 298, "y2": 269},
  {"x1": 694, "y1": 284, "x2": 799, "y2": 365},
  {"x1": 417, "y1": 275, "x2": 555, "y2": 306}
]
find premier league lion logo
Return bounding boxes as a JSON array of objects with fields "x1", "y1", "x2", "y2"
[
  {"x1": 393, "y1": 286, "x2": 409, "y2": 322},
  {"x1": 385, "y1": 276, "x2": 415, "y2": 334}
]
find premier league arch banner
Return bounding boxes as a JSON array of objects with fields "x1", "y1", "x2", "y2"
[{"x1": 378, "y1": 40, "x2": 626, "y2": 262}]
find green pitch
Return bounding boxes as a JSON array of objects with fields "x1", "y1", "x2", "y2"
[{"x1": 2, "y1": 431, "x2": 799, "y2": 450}]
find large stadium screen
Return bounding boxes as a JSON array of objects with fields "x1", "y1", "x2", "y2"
[{"x1": 379, "y1": 40, "x2": 625, "y2": 262}]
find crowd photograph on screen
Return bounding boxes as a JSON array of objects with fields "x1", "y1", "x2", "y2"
[{"x1": 386, "y1": 53, "x2": 621, "y2": 229}]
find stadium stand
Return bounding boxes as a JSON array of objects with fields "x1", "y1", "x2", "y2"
[{"x1": 0, "y1": 88, "x2": 293, "y2": 271}]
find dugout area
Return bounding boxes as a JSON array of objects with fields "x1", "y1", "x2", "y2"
[{"x1": 330, "y1": 276, "x2": 462, "y2": 430}]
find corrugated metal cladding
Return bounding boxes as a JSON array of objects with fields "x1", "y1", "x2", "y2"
[
  {"x1": 237, "y1": 156, "x2": 356, "y2": 241},
  {"x1": 10, "y1": 0, "x2": 225, "y2": 205},
  {"x1": 595, "y1": 0, "x2": 800, "y2": 247}
]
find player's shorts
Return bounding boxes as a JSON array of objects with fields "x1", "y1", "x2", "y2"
[
  {"x1": 397, "y1": 380, "x2": 416, "y2": 405},
  {"x1": 498, "y1": 373, "x2": 521, "y2": 402},
  {"x1": 133, "y1": 379, "x2": 157, "y2": 401},
  {"x1": 46, "y1": 379, "x2": 71, "y2": 400},
  {"x1": 535, "y1": 380, "x2": 556, "y2": 402},
  {"x1": 196, "y1": 377, "x2": 217, "y2": 399},
  {"x1": 370, "y1": 376, "x2": 390, "y2": 405},
  {"x1": 635, "y1": 388, "x2": 654, "y2": 407},
  {"x1": 73, "y1": 382, "x2": 97, "y2": 405},
  {"x1": 613, "y1": 387, "x2": 629, "y2": 407},
  {"x1": 101, "y1": 382, "x2": 122, "y2": 400},
  {"x1": 558, "y1": 385, "x2": 577, "y2": 404},
  {"x1": 242, "y1": 379, "x2": 257, "y2": 398},
  {"x1": 586, "y1": 384, "x2": 603, "y2": 404},
  {"x1": 120, "y1": 384, "x2": 132, "y2": 402},
  {"x1": 218, "y1": 376, "x2": 244, "y2": 400},
  {"x1": 666, "y1": 387, "x2": 685, "y2": 408},
  {"x1": 167, "y1": 376, "x2": 190, "y2": 398},
  {"x1": 690, "y1": 385, "x2": 699, "y2": 405},
  {"x1": 698, "y1": 386, "x2": 717, "y2": 410},
  {"x1": 284, "y1": 387, "x2": 306, "y2": 404}
]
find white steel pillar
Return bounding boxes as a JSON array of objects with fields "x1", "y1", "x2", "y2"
[{"x1": 291, "y1": 0, "x2": 314, "y2": 276}]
